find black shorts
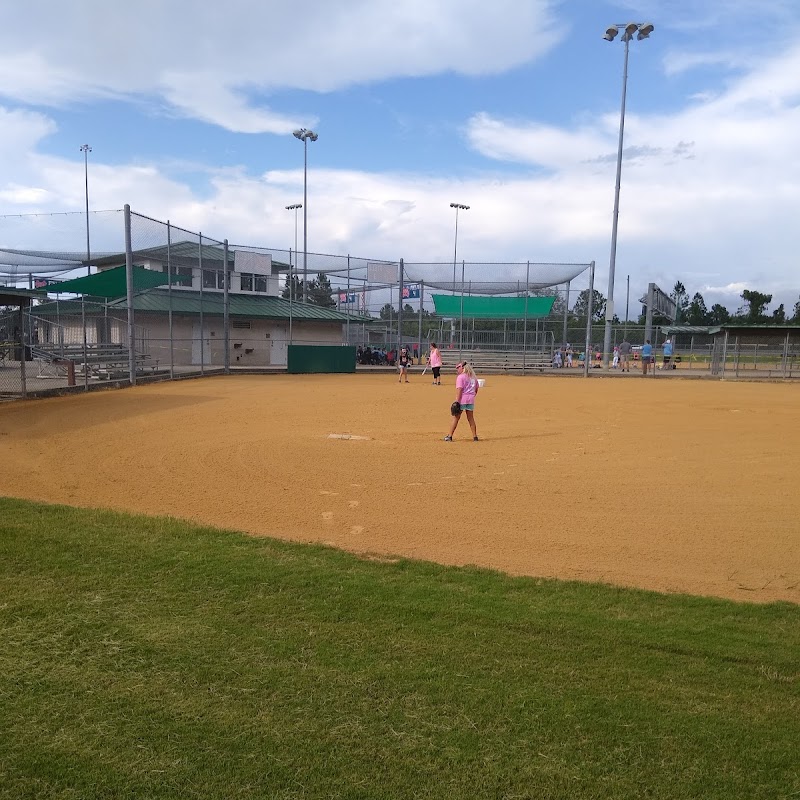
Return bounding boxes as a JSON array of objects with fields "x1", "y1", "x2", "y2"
[{"x1": 432, "y1": 366, "x2": 441, "y2": 378}]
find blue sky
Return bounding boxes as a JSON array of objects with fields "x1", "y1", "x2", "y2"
[{"x1": 1, "y1": 0, "x2": 799, "y2": 313}]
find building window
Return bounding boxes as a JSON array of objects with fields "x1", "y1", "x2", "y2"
[
  {"x1": 241, "y1": 273, "x2": 267, "y2": 292},
  {"x1": 162, "y1": 265, "x2": 193, "y2": 284},
  {"x1": 202, "y1": 269, "x2": 227, "y2": 289}
]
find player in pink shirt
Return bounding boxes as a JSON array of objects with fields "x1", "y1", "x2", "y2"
[
  {"x1": 444, "y1": 361, "x2": 479, "y2": 441},
  {"x1": 427, "y1": 342, "x2": 443, "y2": 385}
]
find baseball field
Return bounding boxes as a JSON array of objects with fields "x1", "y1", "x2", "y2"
[{"x1": 1, "y1": 372, "x2": 797, "y2": 604}]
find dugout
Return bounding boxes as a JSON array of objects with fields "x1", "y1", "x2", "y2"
[
  {"x1": 0, "y1": 287, "x2": 47, "y2": 398},
  {"x1": 663, "y1": 323, "x2": 800, "y2": 378}
]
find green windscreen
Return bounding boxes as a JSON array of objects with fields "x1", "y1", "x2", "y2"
[{"x1": 431, "y1": 294, "x2": 555, "y2": 319}]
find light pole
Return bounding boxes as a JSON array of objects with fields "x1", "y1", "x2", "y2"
[
  {"x1": 450, "y1": 203, "x2": 470, "y2": 351},
  {"x1": 80, "y1": 144, "x2": 92, "y2": 276},
  {"x1": 292, "y1": 128, "x2": 318, "y2": 303},
  {"x1": 450, "y1": 203, "x2": 469, "y2": 292},
  {"x1": 601, "y1": 22, "x2": 654, "y2": 368},
  {"x1": 285, "y1": 203, "x2": 302, "y2": 302}
]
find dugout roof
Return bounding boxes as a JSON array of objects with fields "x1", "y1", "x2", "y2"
[
  {"x1": 662, "y1": 324, "x2": 800, "y2": 337},
  {"x1": 0, "y1": 287, "x2": 46, "y2": 307},
  {"x1": 432, "y1": 294, "x2": 556, "y2": 319}
]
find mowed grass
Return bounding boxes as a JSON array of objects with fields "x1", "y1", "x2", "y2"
[{"x1": 1, "y1": 498, "x2": 798, "y2": 800}]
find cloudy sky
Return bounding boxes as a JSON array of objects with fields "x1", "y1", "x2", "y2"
[{"x1": 1, "y1": 0, "x2": 799, "y2": 313}]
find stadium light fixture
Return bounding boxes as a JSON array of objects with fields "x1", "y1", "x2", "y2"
[
  {"x1": 601, "y1": 22, "x2": 654, "y2": 369},
  {"x1": 80, "y1": 144, "x2": 92, "y2": 276},
  {"x1": 292, "y1": 129, "x2": 318, "y2": 302}
]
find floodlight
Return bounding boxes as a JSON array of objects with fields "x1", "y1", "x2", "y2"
[
  {"x1": 603, "y1": 25, "x2": 619, "y2": 41},
  {"x1": 637, "y1": 23, "x2": 654, "y2": 39}
]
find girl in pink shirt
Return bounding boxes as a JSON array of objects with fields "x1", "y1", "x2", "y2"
[
  {"x1": 427, "y1": 342, "x2": 443, "y2": 385},
  {"x1": 444, "y1": 361, "x2": 479, "y2": 441}
]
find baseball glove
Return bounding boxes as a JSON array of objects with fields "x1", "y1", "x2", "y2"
[{"x1": 450, "y1": 401, "x2": 462, "y2": 416}]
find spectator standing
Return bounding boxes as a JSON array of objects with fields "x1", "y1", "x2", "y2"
[
  {"x1": 427, "y1": 342, "x2": 443, "y2": 385},
  {"x1": 566, "y1": 344, "x2": 573, "y2": 368},
  {"x1": 641, "y1": 340, "x2": 653, "y2": 375},
  {"x1": 444, "y1": 361, "x2": 479, "y2": 441},
  {"x1": 662, "y1": 338, "x2": 673, "y2": 370},
  {"x1": 618, "y1": 338, "x2": 632, "y2": 372},
  {"x1": 612, "y1": 345, "x2": 620, "y2": 370}
]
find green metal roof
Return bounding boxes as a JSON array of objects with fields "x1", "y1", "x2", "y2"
[
  {"x1": 432, "y1": 294, "x2": 556, "y2": 319},
  {"x1": 112, "y1": 289, "x2": 370, "y2": 322}
]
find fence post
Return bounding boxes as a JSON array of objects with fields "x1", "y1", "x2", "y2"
[
  {"x1": 223, "y1": 240, "x2": 230, "y2": 374},
  {"x1": 562, "y1": 279, "x2": 570, "y2": 347},
  {"x1": 584, "y1": 261, "x2": 595, "y2": 377},
  {"x1": 397, "y1": 258, "x2": 404, "y2": 354},
  {"x1": 124, "y1": 204, "x2": 136, "y2": 386},
  {"x1": 522, "y1": 261, "x2": 530, "y2": 374},
  {"x1": 167, "y1": 221, "x2": 174, "y2": 378},
  {"x1": 417, "y1": 280, "x2": 424, "y2": 362}
]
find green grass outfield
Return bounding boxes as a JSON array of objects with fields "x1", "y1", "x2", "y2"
[{"x1": 1, "y1": 497, "x2": 798, "y2": 800}]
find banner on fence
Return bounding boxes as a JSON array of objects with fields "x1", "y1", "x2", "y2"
[{"x1": 401, "y1": 285, "x2": 420, "y2": 299}]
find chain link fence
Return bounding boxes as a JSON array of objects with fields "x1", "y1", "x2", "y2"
[{"x1": 2, "y1": 207, "x2": 798, "y2": 398}]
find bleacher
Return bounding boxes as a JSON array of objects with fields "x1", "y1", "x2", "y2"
[
  {"x1": 31, "y1": 344, "x2": 161, "y2": 380},
  {"x1": 436, "y1": 349, "x2": 553, "y2": 373}
]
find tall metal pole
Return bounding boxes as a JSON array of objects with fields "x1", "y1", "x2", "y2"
[
  {"x1": 450, "y1": 202, "x2": 469, "y2": 347},
  {"x1": 458, "y1": 259, "x2": 465, "y2": 356},
  {"x1": 603, "y1": 35, "x2": 630, "y2": 368},
  {"x1": 602, "y1": 22, "x2": 653, "y2": 367},
  {"x1": 286, "y1": 203, "x2": 302, "y2": 343},
  {"x1": 293, "y1": 128, "x2": 318, "y2": 303},
  {"x1": 302, "y1": 138, "x2": 308, "y2": 303},
  {"x1": 80, "y1": 144, "x2": 92, "y2": 276},
  {"x1": 452, "y1": 207, "x2": 460, "y2": 293},
  {"x1": 584, "y1": 261, "x2": 596, "y2": 377}
]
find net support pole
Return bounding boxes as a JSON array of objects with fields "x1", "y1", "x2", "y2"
[
  {"x1": 167, "y1": 221, "x2": 174, "y2": 378},
  {"x1": 562, "y1": 280, "x2": 570, "y2": 347},
  {"x1": 223, "y1": 239, "x2": 230, "y2": 374},
  {"x1": 346, "y1": 254, "x2": 350, "y2": 347},
  {"x1": 198, "y1": 234, "x2": 204, "y2": 374},
  {"x1": 124, "y1": 204, "x2": 136, "y2": 385},
  {"x1": 584, "y1": 261, "x2": 595, "y2": 378},
  {"x1": 397, "y1": 259, "x2": 404, "y2": 354},
  {"x1": 417, "y1": 280, "x2": 424, "y2": 363},
  {"x1": 522, "y1": 261, "x2": 530, "y2": 374}
]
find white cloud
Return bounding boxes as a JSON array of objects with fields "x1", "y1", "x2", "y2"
[
  {"x1": 1, "y1": 2, "x2": 799, "y2": 311},
  {"x1": 0, "y1": 0, "x2": 561, "y2": 132}
]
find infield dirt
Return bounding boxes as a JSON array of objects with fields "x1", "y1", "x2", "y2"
[{"x1": 1, "y1": 373, "x2": 798, "y2": 604}]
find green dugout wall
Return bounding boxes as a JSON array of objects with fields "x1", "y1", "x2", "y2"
[
  {"x1": 431, "y1": 295, "x2": 556, "y2": 318},
  {"x1": 287, "y1": 345, "x2": 356, "y2": 374}
]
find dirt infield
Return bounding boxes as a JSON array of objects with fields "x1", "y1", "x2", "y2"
[{"x1": 1, "y1": 373, "x2": 798, "y2": 604}]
